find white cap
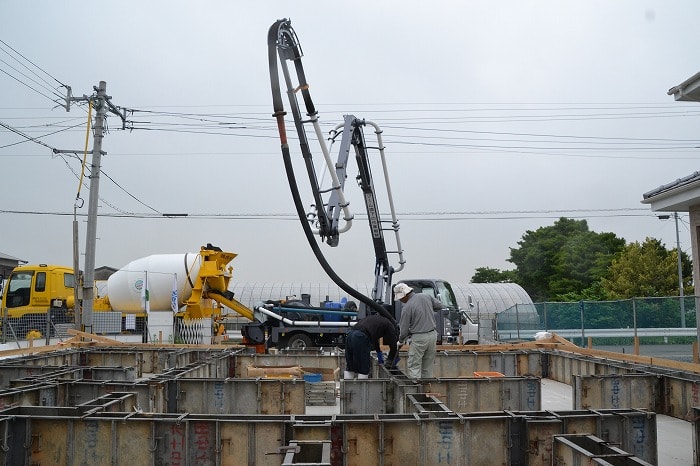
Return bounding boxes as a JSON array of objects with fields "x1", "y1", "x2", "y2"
[{"x1": 393, "y1": 283, "x2": 413, "y2": 300}]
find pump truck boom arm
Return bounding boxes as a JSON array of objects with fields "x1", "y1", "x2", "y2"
[
  {"x1": 267, "y1": 19, "x2": 404, "y2": 319},
  {"x1": 327, "y1": 115, "x2": 405, "y2": 305}
]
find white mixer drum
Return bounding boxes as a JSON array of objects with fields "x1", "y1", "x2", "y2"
[{"x1": 106, "y1": 253, "x2": 200, "y2": 312}]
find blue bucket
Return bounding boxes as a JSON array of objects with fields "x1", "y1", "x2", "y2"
[{"x1": 303, "y1": 373, "x2": 322, "y2": 383}]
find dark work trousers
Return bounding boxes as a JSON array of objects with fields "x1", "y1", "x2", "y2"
[{"x1": 345, "y1": 328, "x2": 371, "y2": 375}]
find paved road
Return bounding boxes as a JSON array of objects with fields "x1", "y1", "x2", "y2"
[{"x1": 591, "y1": 344, "x2": 696, "y2": 363}]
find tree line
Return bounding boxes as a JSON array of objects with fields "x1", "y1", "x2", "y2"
[{"x1": 472, "y1": 217, "x2": 693, "y2": 303}]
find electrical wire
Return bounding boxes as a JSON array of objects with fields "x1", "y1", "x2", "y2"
[
  {"x1": 0, "y1": 208, "x2": 668, "y2": 221},
  {"x1": 0, "y1": 39, "x2": 68, "y2": 106}
]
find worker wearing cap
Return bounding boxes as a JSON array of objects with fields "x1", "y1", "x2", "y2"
[
  {"x1": 394, "y1": 282, "x2": 441, "y2": 378},
  {"x1": 344, "y1": 314, "x2": 399, "y2": 379}
]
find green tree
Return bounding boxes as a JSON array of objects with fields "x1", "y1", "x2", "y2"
[
  {"x1": 507, "y1": 218, "x2": 626, "y2": 302},
  {"x1": 556, "y1": 281, "x2": 610, "y2": 302},
  {"x1": 601, "y1": 237, "x2": 693, "y2": 299},
  {"x1": 471, "y1": 267, "x2": 516, "y2": 283}
]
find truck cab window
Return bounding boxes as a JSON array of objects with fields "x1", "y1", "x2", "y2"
[
  {"x1": 35, "y1": 272, "x2": 46, "y2": 292},
  {"x1": 6, "y1": 271, "x2": 33, "y2": 308},
  {"x1": 435, "y1": 281, "x2": 458, "y2": 309}
]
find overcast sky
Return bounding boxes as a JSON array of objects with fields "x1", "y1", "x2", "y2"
[{"x1": 1, "y1": 1, "x2": 699, "y2": 288}]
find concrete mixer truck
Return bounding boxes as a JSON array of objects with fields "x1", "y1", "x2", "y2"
[{"x1": 0, "y1": 244, "x2": 255, "y2": 340}]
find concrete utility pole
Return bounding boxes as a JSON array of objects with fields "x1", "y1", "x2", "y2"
[
  {"x1": 81, "y1": 81, "x2": 108, "y2": 334},
  {"x1": 675, "y1": 212, "x2": 686, "y2": 328}
]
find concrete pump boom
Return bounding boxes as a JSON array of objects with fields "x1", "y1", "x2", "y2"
[{"x1": 267, "y1": 18, "x2": 405, "y2": 320}]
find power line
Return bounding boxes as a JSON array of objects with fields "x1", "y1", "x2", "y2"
[
  {"x1": 0, "y1": 117, "x2": 161, "y2": 215},
  {"x1": 0, "y1": 207, "x2": 658, "y2": 220},
  {"x1": 0, "y1": 39, "x2": 67, "y2": 106}
]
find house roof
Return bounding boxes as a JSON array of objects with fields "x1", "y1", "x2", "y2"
[
  {"x1": 0, "y1": 252, "x2": 24, "y2": 262},
  {"x1": 667, "y1": 71, "x2": 700, "y2": 102},
  {"x1": 641, "y1": 171, "x2": 700, "y2": 212}
]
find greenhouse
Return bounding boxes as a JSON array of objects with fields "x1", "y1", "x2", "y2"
[{"x1": 228, "y1": 281, "x2": 535, "y2": 320}]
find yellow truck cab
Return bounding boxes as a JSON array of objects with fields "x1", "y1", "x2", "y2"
[{"x1": 0, "y1": 264, "x2": 75, "y2": 337}]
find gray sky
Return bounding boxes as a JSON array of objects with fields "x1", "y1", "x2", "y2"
[{"x1": 1, "y1": 1, "x2": 699, "y2": 287}]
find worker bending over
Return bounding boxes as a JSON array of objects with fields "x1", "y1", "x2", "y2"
[{"x1": 344, "y1": 314, "x2": 399, "y2": 379}]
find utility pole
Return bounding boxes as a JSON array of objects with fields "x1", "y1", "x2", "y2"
[
  {"x1": 81, "y1": 81, "x2": 108, "y2": 334},
  {"x1": 659, "y1": 213, "x2": 687, "y2": 328},
  {"x1": 55, "y1": 81, "x2": 120, "y2": 335},
  {"x1": 675, "y1": 212, "x2": 686, "y2": 328}
]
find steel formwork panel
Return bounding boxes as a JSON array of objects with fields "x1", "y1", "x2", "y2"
[
  {"x1": 517, "y1": 351, "x2": 545, "y2": 377},
  {"x1": 429, "y1": 376, "x2": 541, "y2": 412},
  {"x1": 80, "y1": 350, "x2": 143, "y2": 376},
  {"x1": 341, "y1": 379, "x2": 395, "y2": 415},
  {"x1": 0, "y1": 408, "x2": 656, "y2": 466},
  {"x1": 552, "y1": 434, "x2": 654, "y2": 465},
  {"x1": 0, "y1": 382, "x2": 58, "y2": 409},
  {"x1": 233, "y1": 353, "x2": 342, "y2": 379},
  {"x1": 9, "y1": 367, "x2": 83, "y2": 387},
  {"x1": 57, "y1": 380, "x2": 153, "y2": 411},
  {"x1": 693, "y1": 406, "x2": 700, "y2": 466},
  {"x1": 0, "y1": 377, "x2": 308, "y2": 415},
  {"x1": 572, "y1": 374, "x2": 659, "y2": 411},
  {"x1": 172, "y1": 378, "x2": 306, "y2": 415},
  {"x1": 76, "y1": 391, "x2": 137, "y2": 413},
  {"x1": 0, "y1": 365, "x2": 80, "y2": 389},
  {"x1": 0, "y1": 346, "x2": 690, "y2": 464},
  {"x1": 428, "y1": 351, "x2": 521, "y2": 378},
  {"x1": 664, "y1": 375, "x2": 700, "y2": 420},
  {"x1": 0, "y1": 351, "x2": 79, "y2": 368},
  {"x1": 341, "y1": 377, "x2": 541, "y2": 414},
  {"x1": 505, "y1": 409, "x2": 657, "y2": 466}
]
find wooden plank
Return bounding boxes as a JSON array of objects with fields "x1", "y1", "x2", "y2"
[{"x1": 66, "y1": 329, "x2": 126, "y2": 345}]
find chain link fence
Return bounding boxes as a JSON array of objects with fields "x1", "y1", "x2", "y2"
[
  {"x1": 0, "y1": 308, "x2": 148, "y2": 345},
  {"x1": 496, "y1": 296, "x2": 699, "y2": 344},
  {"x1": 1, "y1": 307, "x2": 74, "y2": 345}
]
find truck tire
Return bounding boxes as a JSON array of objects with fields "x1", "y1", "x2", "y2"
[{"x1": 286, "y1": 333, "x2": 313, "y2": 349}]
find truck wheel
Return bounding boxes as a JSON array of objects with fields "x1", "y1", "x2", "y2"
[{"x1": 287, "y1": 334, "x2": 313, "y2": 349}]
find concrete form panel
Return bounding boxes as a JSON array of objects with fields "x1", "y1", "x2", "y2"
[
  {"x1": 233, "y1": 353, "x2": 342, "y2": 379},
  {"x1": 664, "y1": 376, "x2": 700, "y2": 420},
  {"x1": 572, "y1": 374, "x2": 659, "y2": 411},
  {"x1": 552, "y1": 434, "x2": 654, "y2": 465},
  {"x1": 342, "y1": 377, "x2": 540, "y2": 414},
  {"x1": 0, "y1": 346, "x2": 690, "y2": 464},
  {"x1": 0, "y1": 408, "x2": 657, "y2": 466},
  {"x1": 341, "y1": 379, "x2": 392, "y2": 414},
  {"x1": 601, "y1": 411, "x2": 657, "y2": 464},
  {"x1": 524, "y1": 418, "x2": 564, "y2": 466},
  {"x1": 517, "y1": 351, "x2": 544, "y2": 377},
  {"x1": 428, "y1": 377, "x2": 541, "y2": 412},
  {"x1": 693, "y1": 406, "x2": 700, "y2": 466}
]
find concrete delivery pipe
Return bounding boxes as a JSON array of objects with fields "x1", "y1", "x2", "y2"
[{"x1": 106, "y1": 253, "x2": 200, "y2": 312}]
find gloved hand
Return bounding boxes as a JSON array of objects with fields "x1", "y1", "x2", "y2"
[
  {"x1": 377, "y1": 351, "x2": 385, "y2": 364},
  {"x1": 385, "y1": 355, "x2": 400, "y2": 369}
]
